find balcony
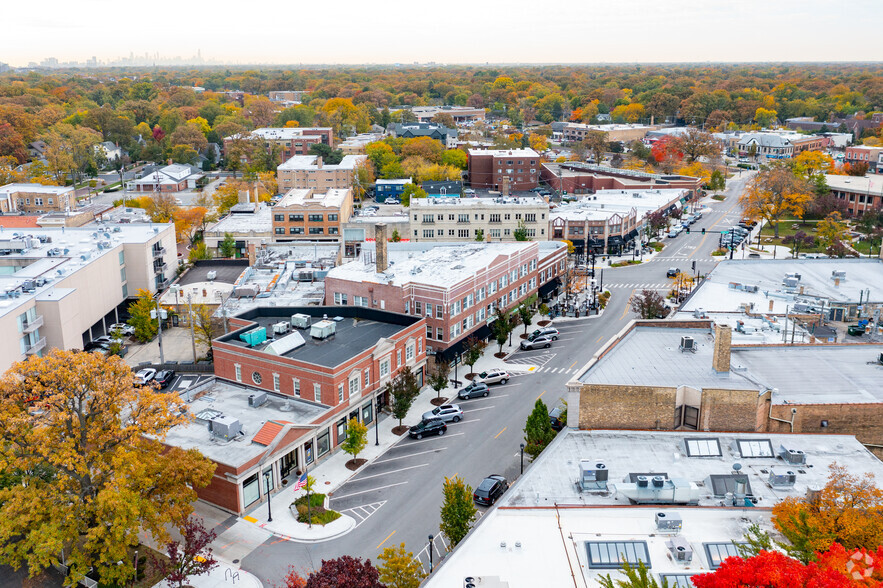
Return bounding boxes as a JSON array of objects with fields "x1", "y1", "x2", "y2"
[
  {"x1": 22, "y1": 315, "x2": 44, "y2": 333},
  {"x1": 152, "y1": 247, "x2": 166, "y2": 258},
  {"x1": 25, "y1": 337, "x2": 46, "y2": 355},
  {"x1": 153, "y1": 261, "x2": 168, "y2": 274}
]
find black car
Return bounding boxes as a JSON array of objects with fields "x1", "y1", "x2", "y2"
[
  {"x1": 408, "y1": 418, "x2": 447, "y2": 440},
  {"x1": 154, "y1": 370, "x2": 176, "y2": 389},
  {"x1": 473, "y1": 475, "x2": 508, "y2": 506},
  {"x1": 549, "y1": 405, "x2": 566, "y2": 431},
  {"x1": 666, "y1": 267, "x2": 679, "y2": 278}
]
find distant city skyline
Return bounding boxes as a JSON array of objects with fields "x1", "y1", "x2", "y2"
[{"x1": 4, "y1": 0, "x2": 881, "y2": 67}]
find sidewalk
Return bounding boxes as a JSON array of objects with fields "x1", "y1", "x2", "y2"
[{"x1": 152, "y1": 557, "x2": 263, "y2": 588}]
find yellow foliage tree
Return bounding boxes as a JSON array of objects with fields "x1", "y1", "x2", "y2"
[
  {"x1": 754, "y1": 107, "x2": 778, "y2": 127},
  {"x1": 529, "y1": 133, "x2": 549, "y2": 153},
  {"x1": 792, "y1": 150, "x2": 834, "y2": 180},
  {"x1": 816, "y1": 211, "x2": 849, "y2": 250},
  {"x1": 0, "y1": 350, "x2": 215, "y2": 585},
  {"x1": 740, "y1": 167, "x2": 813, "y2": 237},
  {"x1": 677, "y1": 162, "x2": 712, "y2": 185},
  {"x1": 611, "y1": 103, "x2": 646, "y2": 123}
]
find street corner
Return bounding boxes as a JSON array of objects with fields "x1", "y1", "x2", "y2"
[{"x1": 257, "y1": 511, "x2": 358, "y2": 544}]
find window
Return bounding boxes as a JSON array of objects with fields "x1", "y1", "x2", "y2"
[
  {"x1": 379, "y1": 359, "x2": 390, "y2": 378},
  {"x1": 423, "y1": 214, "x2": 434, "y2": 223},
  {"x1": 423, "y1": 229, "x2": 435, "y2": 238},
  {"x1": 436, "y1": 327, "x2": 444, "y2": 341},
  {"x1": 120, "y1": 267, "x2": 127, "y2": 282},
  {"x1": 448, "y1": 229, "x2": 454, "y2": 236},
  {"x1": 274, "y1": 214, "x2": 285, "y2": 222},
  {"x1": 685, "y1": 438, "x2": 722, "y2": 457},
  {"x1": 704, "y1": 543, "x2": 743, "y2": 569},
  {"x1": 309, "y1": 227, "x2": 324, "y2": 234},
  {"x1": 313, "y1": 383, "x2": 322, "y2": 402},
  {"x1": 585, "y1": 541, "x2": 651, "y2": 569},
  {"x1": 364, "y1": 368, "x2": 370, "y2": 388},
  {"x1": 252, "y1": 371, "x2": 262, "y2": 385},
  {"x1": 334, "y1": 292, "x2": 348, "y2": 305},
  {"x1": 354, "y1": 295, "x2": 368, "y2": 306},
  {"x1": 426, "y1": 303, "x2": 433, "y2": 316},
  {"x1": 362, "y1": 402, "x2": 374, "y2": 424},
  {"x1": 415, "y1": 301, "x2": 422, "y2": 315},
  {"x1": 458, "y1": 229, "x2": 469, "y2": 238},
  {"x1": 501, "y1": 275, "x2": 508, "y2": 288},
  {"x1": 490, "y1": 228, "x2": 500, "y2": 238},
  {"x1": 317, "y1": 429, "x2": 331, "y2": 456},
  {"x1": 234, "y1": 364, "x2": 242, "y2": 382},
  {"x1": 426, "y1": 325, "x2": 433, "y2": 339},
  {"x1": 458, "y1": 214, "x2": 469, "y2": 223},
  {"x1": 308, "y1": 214, "x2": 324, "y2": 222},
  {"x1": 328, "y1": 214, "x2": 338, "y2": 221},
  {"x1": 329, "y1": 227, "x2": 339, "y2": 235},
  {"x1": 293, "y1": 378, "x2": 301, "y2": 397},
  {"x1": 338, "y1": 383, "x2": 344, "y2": 402},
  {"x1": 48, "y1": 198, "x2": 53, "y2": 205},
  {"x1": 436, "y1": 305, "x2": 443, "y2": 318},
  {"x1": 273, "y1": 373, "x2": 280, "y2": 392},
  {"x1": 490, "y1": 213, "x2": 501, "y2": 223},
  {"x1": 290, "y1": 227, "x2": 304, "y2": 234},
  {"x1": 118, "y1": 251, "x2": 125, "y2": 265},
  {"x1": 349, "y1": 375, "x2": 360, "y2": 396},
  {"x1": 406, "y1": 344, "x2": 415, "y2": 361},
  {"x1": 275, "y1": 227, "x2": 285, "y2": 234},
  {"x1": 289, "y1": 213, "x2": 304, "y2": 222},
  {"x1": 736, "y1": 439, "x2": 774, "y2": 458},
  {"x1": 525, "y1": 213, "x2": 536, "y2": 222},
  {"x1": 396, "y1": 349, "x2": 402, "y2": 366}
]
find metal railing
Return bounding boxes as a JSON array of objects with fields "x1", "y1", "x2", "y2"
[{"x1": 22, "y1": 315, "x2": 43, "y2": 333}]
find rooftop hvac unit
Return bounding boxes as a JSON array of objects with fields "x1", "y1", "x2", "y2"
[
  {"x1": 208, "y1": 415, "x2": 242, "y2": 440},
  {"x1": 655, "y1": 511, "x2": 683, "y2": 532},
  {"x1": 310, "y1": 319, "x2": 336, "y2": 340},
  {"x1": 779, "y1": 446, "x2": 807, "y2": 465},
  {"x1": 783, "y1": 277, "x2": 799, "y2": 288},
  {"x1": 617, "y1": 477, "x2": 702, "y2": 505},
  {"x1": 207, "y1": 270, "x2": 217, "y2": 281},
  {"x1": 248, "y1": 392, "x2": 268, "y2": 407},
  {"x1": 578, "y1": 460, "x2": 609, "y2": 491},
  {"x1": 291, "y1": 313, "x2": 311, "y2": 329},
  {"x1": 831, "y1": 270, "x2": 846, "y2": 279},
  {"x1": 666, "y1": 536, "x2": 693, "y2": 562},
  {"x1": 679, "y1": 336, "x2": 695, "y2": 352},
  {"x1": 769, "y1": 468, "x2": 797, "y2": 488},
  {"x1": 272, "y1": 321, "x2": 291, "y2": 335},
  {"x1": 239, "y1": 327, "x2": 267, "y2": 347}
]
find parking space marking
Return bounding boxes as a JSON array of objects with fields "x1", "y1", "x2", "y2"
[
  {"x1": 375, "y1": 447, "x2": 447, "y2": 464},
  {"x1": 350, "y1": 463, "x2": 428, "y2": 483},
  {"x1": 459, "y1": 419, "x2": 481, "y2": 424},
  {"x1": 331, "y1": 482, "x2": 408, "y2": 501},
  {"x1": 462, "y1": 405, "x2": 497, "y2": 413},
  {"x1": 394, "y1": 432, "x2": 464, "y2": 447}
]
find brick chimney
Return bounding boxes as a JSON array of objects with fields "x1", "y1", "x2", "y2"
[
  {"x1": 501, "y1": 176, "x2": 510, "y2": 196},
  {"x1": 712, "y1": 324, "x2": 732, "y2": 373},
  {"x1": 316, "y1": 156, "x2": 323, "y2": 169},
  {"x1": 375, "y1": 223, "x2": 388, "y2": 273},
  {"x1": 247, "y1": 243, "x2": 256, "y2": 266}
]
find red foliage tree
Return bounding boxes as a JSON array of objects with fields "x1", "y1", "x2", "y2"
[
  {"x1": 650, "y1": 136, "x2": 683, "y2": 164},
  {"x1": 154, "y1": 516, "x2": 218, "y2": 588},
  {"x1": 304, "y1": 556, "x2": 384, "y2": 588},
  {"x1": 152, "y1": 124, "x2": 166, "y2": 143},
  {"x1": 0, "y1": 123, "x2": 28, "y2": 164}
]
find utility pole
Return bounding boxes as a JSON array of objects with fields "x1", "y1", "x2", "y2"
[{"x1": 187, "y1": 293, "x2": 198, "y2": 363}]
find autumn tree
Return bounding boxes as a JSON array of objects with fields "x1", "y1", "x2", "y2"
[
  {"x1": 341, "y1": 419, "x2": 368, "y2": 466},
  {"x1": 427, "y1": 359, "x2": 451, "y2": 402},
  {"x1": 0, "y1": 350, "x2": 215, "y2": 585},
  {"x1": 672, "y1": 128, "x2": 719, "y2": 163},
  {"x1": 783, "y1": 231, "x2": 816, "y2": 258},
  {"x1": 817, "y1": 211, "x2": 849, "y2": 252},
  {"x1": 377, "y1": 543, "x2": 426, "y2": 588},
  {"x1": 0, "y1": 123, "x2": 28, "y2": 164},
  {"x1": 168, "y1": 122, "x2": 208, "y2": 152},
  {"x1": 740, "y1": 167, "x2": 813, "y2": 237},
  {"x1": 145, "y1": 192, "x2": 180, "y2": 223},
  {"x1": 754, "y1": 107, "x2": 779, "y2": 128},
  {"x1": 170, "y1": 144, "x2": 199, "y2": 165},
  {"x1": 155, "y1": 516, "x2": 218, "y2": 588},
  {"x1": 441, "y1": 148, "x2": 467, "y2": 169},
  {"x1": 128, "y1": 288, "x2": 160, "y2": 342},
  {"x1": 630, "y1": 289, "x2": 667, "y2": 319},
  {"x1": 174, "y1": 206, "x2": 209, "y2": 245},
  {"x1": 582, "y1": 130, "x2": 608, "y2": 163},
  {"x1": 439, "y1": 476, "x2": 477, "y2": 548},
  {"x1": 191, "y1": 303, "x2": 218, "y2": 355},
  {"x1": 304, "y1": 556, "x2": 384, "y2": 588},
  {"x1": 651, "y1": 136, "x2": 684, "y2": 173},
  {"x1": 401, "y1": 136, "x2": 443, "y2": 164}
]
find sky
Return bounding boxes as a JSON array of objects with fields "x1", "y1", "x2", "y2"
[{"x1": 5, "y1": 0, "x2": 881, "y2": 66}]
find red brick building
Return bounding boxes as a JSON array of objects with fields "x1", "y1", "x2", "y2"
[
  {"x1": 541, "y1": 162, "x2": 703, "y2": 199},
  {"x1": 223, "y1": 127, "x2": 335, "y2": 164},
  {"x1": 468, "y1": 148, "x2": 540, "y2": 191}
]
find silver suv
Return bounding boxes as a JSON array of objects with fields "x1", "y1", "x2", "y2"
[
  {"x1": 520, "y1": 335, "x2": 553, "y2": 350},
  {"x1": 422, "y1": 404, "x2": 463, "y2": 423},
  {"x1": 529, "y1": 327, "x2": 559, "y2": 341},
  {"x1": 472, "y1": 369, "x2": 510, "y2": 385}
]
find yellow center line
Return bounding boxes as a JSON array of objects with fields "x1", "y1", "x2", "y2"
[
  {"x1": 619, "y1": 289, "x2": 636, "y2": 320},
  {"x1": 595, "y1": 335, "x2": 604, "y2": 343},
  {"x1": 569, "y1": 361, "x2": 577, "y2": 369},
  {"x1": 377, "y1": 530, "x2": 396, "y2": 550},
  {"x1": 451, "y1": 472, "x2": 458, "y2": 480},
  {"x1": 494, "y1": 427, "x2": 507, "y2": 439},
  {"x1": 537, "y1": 390, "x2": 545, "y2": 400}
]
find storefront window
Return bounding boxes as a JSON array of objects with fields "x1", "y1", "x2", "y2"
[
  {"x1": 335, "y1": 419, "x2": 347, "y2": 445},
  {"x1": 317, "y1": 429, "x2": 331, "y2": 457},
  {"x1": 362, "y1": 402, "x2": 374, "y2": 424},
  {"x1": 242, "y1": 473, "x2": 260, "y2": 506},
  {"x1": 305, "y1": 441, "x2": 314, "y2": 464}
]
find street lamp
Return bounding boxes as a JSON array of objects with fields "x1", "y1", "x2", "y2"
[
  {"x1": 520, "y1": 443, "x2": 525, "y2": 474},
  {"x1": 375, "y1": 391, "x2": 381, "y2": 446},
  {"x1": 150, "y1": 303, "x2": 167, "y2": 365},
  {"x1": 428, "y1": 534, "x2": 435, "y2": 572},
  {"x1": 263, "y1": 470, "x2": 273, "y2": 522}
]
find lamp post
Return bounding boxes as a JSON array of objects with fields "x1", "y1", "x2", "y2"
[
  {"x1": 150, "y1": 302, "x2": 166, "y2": 365},
  {"x1": 428, "y1": 534, "x2": 435, "y2": 572},
  {"x1": 375, "y1": 391, "x2": 381, "y2": 446},
  {"x1": 263, "y1": 470, "x2": 273, "y2": 522},
  {"x1": 187, "y1": 293, "x2": 198, "y2": 363},
  {"x1": 520, "y1": 442, "x2": 525, "y2": 474}
]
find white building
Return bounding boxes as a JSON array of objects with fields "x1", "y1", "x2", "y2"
[{"x1": 408, "y1": 196, "x2": 550, "y2": 242}]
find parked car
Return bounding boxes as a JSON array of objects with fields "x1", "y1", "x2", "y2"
[
  {"x1": 408, "y1": 418, "x2": 447, "y2": 439},
  {"x1": 667, "y1": 229, "x2": 680, "y2": 238},
  {"x1": 458, "y1": 382, "x2": 490, "y2": 399},
  {"x1": 472, "y1": 369, "x2": 510, "y2": 385},
  {"x1": 93, "y1": 335, "x2": 123, "y2": 346},
  {"x1": 473, "y1": 474, "x2": 509, "y2": 506},
  {"x1": 384, "y1": 197, "x2": 399, "y2": 205},
  {"x1": 529, "y1": 327, "x2": 559, "y2": 341},
  {"x1": 549, "y1": 405, "x2": 567, "y2": 431},
  {"x1": 463, "y1": 188, "x2": 476, "y2": 195},
  {"x1": 520, "y1": 335, "x2": 553, "y2": 350},
  {"x1": 361, "y1": 209, "x2": 377, "y2": 217},
  {"x1": 109, "y1": 323, "x2": 135, "y2": 336},
  {"x1": 154, "y1": 370, "x2": 176, "y2": 389},
  {"x1": 847, "y1": 324, "x2": 866, "y2": 336},
  {"x1": 666, "y1": 267, "x2": 679, "y2": 278},
  {"x1": 134, "y1": 368, "x2": 156, "y2": 386},
  {"x1": 421, "y1": 404, "x2": 463, "y2": 423}
]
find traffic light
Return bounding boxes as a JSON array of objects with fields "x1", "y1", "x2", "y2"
[
  {"x1": 685, "y1": 226, "x2": 690, "y2": 234},
  {"x1": 691, "y1": 260, "x2": 696, "y2": 271},
  {"x1": 701, "y1": 228, "x2": 706, "y2": 235}
]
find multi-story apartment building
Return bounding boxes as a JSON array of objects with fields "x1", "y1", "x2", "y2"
[
  {"x1": 408, "y1": 196, "x2": 549, "y2": 242},
  {"x1": 271, "y1": 188, "x2": 352, "y2": 242},
  {"x1": 324, "y1": 226, "x2": 567, "y2": 357},
  {"x1": 276, "y1": 155, "x2": 366, "y2": 192},
  {"x1": 0, "y1": 183, "x2": 77, "y2": 213},
  {"x1": 0, "y1": 223, "x2": 176, "y2": 373},
  {"x1": 825, "y1": 174, "x2": 883, "y2": 214},
  {"x1": 468, "y1": 148, "x2": 540, "y2": 191},
  {"x1": 223, "y1": 128, "x2": 334, "y2": 164},
  {"x1": 845, "y1": 146, "x2": 883, "y2": 173}
]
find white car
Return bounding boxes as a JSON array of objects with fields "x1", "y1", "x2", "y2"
[
  {"x1": 109, "y1": 323, "x2": 135, "y2": 336},
  {"x1": 135, "y1": 368, "x2": 156, "y2": 386},
  {"x1": 361, "y1": 209, "x2": 377, "y2": 217},
  {"x1": 472, "y1": 369, "x2": 510, "y2": 385},
  {"x1": 384, "y1": 197, "x2": 400, "y2": 205}
]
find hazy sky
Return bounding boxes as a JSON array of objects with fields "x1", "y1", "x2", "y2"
[{"x1": 5, "y1": 0, "x2": 880, "y2": 66}]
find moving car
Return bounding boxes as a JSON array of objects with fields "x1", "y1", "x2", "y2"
[
  {"x1": 529, "y1": 327, "x2": 559, "y2": 341},
  {"x1": 421, "y1": 404, "x2": 463, "y2": 423},
  {"x1": 408, "y1": 418, "x2": 447, "y2": 439},
  {"x1": 666, "y1": 267, "x2": 679, "y2": 278},
  {"x1": 109, "y1": 323, "x2": 135, "y2": 336},
  {"x1": 520, "y1": 335, "x2": 553, "y2": 350},
  {"x1": 458, "y1": 382, "x2": 490, "y2": 399},
  {"x1": 154, "y1": 370, "x2": 176, "y2": 389},
  {"x1": 473, "y1": 475, "x2": 509, "y2": 506},
  {"x1": 472, "y1": 369, "x2": 510, "y2": 385},
  {"x1": 134, "y1": 368, "x2": 157, "y2": 386}
]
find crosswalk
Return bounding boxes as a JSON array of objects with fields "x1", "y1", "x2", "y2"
[
  {"x1": 603, "y1": 283, "x2": 671, "y2": 289},
  {"x1": 532, "y1": 366, "x2": 577, "y2": 374},
  {"x1": 654, "y1": 257, "x2": 718, "y2": 263}
]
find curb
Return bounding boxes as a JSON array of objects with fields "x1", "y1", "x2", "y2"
[{"x1": 257, "y1": 513, "x2": 357, "y2": 544}]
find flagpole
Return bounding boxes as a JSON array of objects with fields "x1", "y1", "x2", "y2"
[{"x1": 306, "y1": 467, "x2": 312, "y2": 529}]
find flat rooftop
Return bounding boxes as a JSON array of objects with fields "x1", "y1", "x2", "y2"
[
  {"x1": 163, "y1": 379, "x2": 328, "y2": 467},
  {"x1": 468, "y1": 148, "x2": 538, "y2": 158},
  {"x1": 177, "y1": 260, "x2": 248, "y2": 287},
  {"x1": 681, "y1": 259, "x2": 883, "y2": 313},
  {"x1": 825, "y1": 174, "x2": 883, "y2": 195},
  {"x1": 217, "y1": 306, "x2": 419, "y2": 368},
  {"x1": 276, "y1": 188, "x2": 349, "y2": 208},
  {"x1": 410, "y1": 196, "x2": 546, "y2": 208},
  {"x1": 206, "y1": 204, "x2": 272, "y2": 234},
  {"x1": 277, "y1": 154, "x2": 365, "y2": 171},
  {"x1": 0, "y1": 182, "x2": 74, "y2": 195}
]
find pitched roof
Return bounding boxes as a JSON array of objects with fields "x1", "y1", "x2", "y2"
[
  {"x1": 0, "y1": 216, "x2": 40, "y2": 228},
  {"x1": 252, "y1": 420, "x2": 293, "y2": 446}
]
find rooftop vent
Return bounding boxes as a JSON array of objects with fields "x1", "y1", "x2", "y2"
[
  {"x1": 769, "y1": 468, "x2": 797, "y2": 488},
  {"x1": 248, "y1": 392, "x2": 268, "y2": 408},
  {"x1": 208, "y1": 415, "x2": 242, "y2": 440},
  {"x1": 666, "y1": 536, "x2": 693, "y2": 562},
  {"x1": 578, "y1": 460, "x2": 609, "y2": 491},
  {"x1": 779, "y1": 446, "x2": 807, "y2": 465}
]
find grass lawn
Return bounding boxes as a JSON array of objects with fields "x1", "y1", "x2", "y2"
[
  {"x1": 852, "y1": 239, "x2": 881, "y2": 255},
  {"x1": 292, "y1": 492, "x2": 341, "y2": 526},
  {"x1": 757, "y1": 218, "x2": 827, "y2": 253}
]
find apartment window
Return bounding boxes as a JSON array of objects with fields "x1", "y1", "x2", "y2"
[
  {"x1": 289, "y1": 214, "x2": 304, "y2": 222},
  {"x1": 406, "y1": 344, "x2": 415, "y2": 361},
  {"x1": 526, "y1": 229, "x2": 536, "y2": 237},
  {"x1": 120, "y1": 267, "x2": 127, "y2": 283},
  {"x1": 426, "y1": 303, "x2": 433, "y2": 316},
  {"x1": 354, "y1": 295, "x2": 368, "y2": 307},
  {"x1": 396, "y1": 349, "x2": 402, "y2": 366},
  {"x1": 334, "y1": 292, "x2": 348, "y2": 305},
  {"x1": 308, "y1": 214, "x2": 324, "y2": 222},
  {"x1": 458, "y1": 229, "x2": 469, "y2": 238},
  {"x1": 379, "y1": 359, "x2": 390, "y2": 378},
  {"x1": 525, "y1": 213, "x2": 536, "y2": 222},
  {"x1": 490, "y1": 213, "x2": 501, "y2": 223},
  {"x1": 489, "y1": 280, "x2": 497, "y2": 294},
  {"x1": 293, "y1": 378, "x2": 301, "y2": 397},
  {"x1": 427, "y1": 325, "x2": 433, "y2": 339},
  {"x1": 437, "y1": 214, "x2": 443, "y2": 221},
  {"x1": 273, "y1": 373, "x2": 280, "y2": 392},
  {"x1": 234, "y1": 364, "x2": 242, "y2": 382},
  {"x1": 451, "y1": 301, "x2": 461, "y2": 315},
  {"x1": 448, "y1": 214, "x2": 455, "y2": 221},
  {"x1": 501, "y1": 275, "x2": 508, "y2": 288},
  {"x1": 364, "y1": 368, "x2": 370, "y2": 389},
  {"x1": 338, "y1": 383, "x2": 344, "y2": 403},
  {"x1": 290, "y1": 227, "x2": 304, "y2": 234},
  {"x1": 458, "y1": 214, "x2": 469, "y2": 223},
  {"x1": 423, "y1": 214, "x2": 434, "y2": 223},
  {"x1": 274, "y1": 214, "x2": 284, "y2": 222},
  {"x1": 504, "y1": 228, "x2": 511, "y2": 236},
  {"x1": 448, "y1": 229, "x2": 454, "y2": 236},
  {"x1": 309, "y1": 227, "x2": 324, "y2": 234},
  {"x1": 436, "y1": 305, "x2": 443, "y2": 318},
  {"x1": 423, "y1": 229, "x2": 434, "y2": 238},
  {"x1": 415, "y1": 301, "x2": 422, "y2": 314},
  {"x1": 436, "y1": 327, "x2": 445, "y2": 341},
  {"x1": 275, "y1": 227, "x2": 285, "y2": 234},
  {"x1": 504, "y1": 214, "x2": 511, "y2": 220},
  {"x1": 48, "y1": 198, "x2": 54, "y2": 205},
  {"x1": 328, "y1": 214, "x2": 338, "y2": 222},
  {"x1": 490, "y1": 228, "x2": 500, "y2": 238},
  {"x1": 530, "y1": 259, "x2": 537, "y2": 271},
  {"x1": 313, "y1": 383, "x2": 322, "y2": 402},
  {"x1": 35, "y1": 198, "x2": 43, "y2": 206},
  {"x1": 512, "y1": 270, "x2": 518, "y2": 282},
  {"x1": 118, "y1": 251, "x2": 125, "y2": 265}
]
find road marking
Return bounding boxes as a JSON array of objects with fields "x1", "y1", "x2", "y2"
[
  {"x1": 396, "y1": 432, "x2": 464, "y2": 447},
  {"x1": 377, "y1": 531, "x2": 396, "y2": 549},
  {"x1": 375, "y1": 447, "x2": 448, "y2": 464},
  {"x1": 242, "y1": 516, "x2": 257, "y2": 523},
  {"x1": 569, "y1": 361, "x2": 577, "y2": 368},
  {"x1": 459, "y1": 418, "x2": 482, "y2": 424},
  {"x1": 596, "y1": 335, "x2": 604, "y2": 343},
  {"x1": 528, "y1": 366, "x2": 536, "y2": 371},
  {"x1": 537, "y1": 390, "x2": 545, "y2": 400},
  {"x1": 462, "y1": 405, "x2": 497, "y2": 413},
  {"x1": 620, "y1": 290, "x2": 636, "y2": 320},
  {"x1": 351, "y1": 463, "x2": 428, "y2": 482},
  {"x1": 331, "y1": 481, "x2": 408, "y2": 501},
  {"x1": 494, "y1": 427, "x2": 507, "y2": 439}
]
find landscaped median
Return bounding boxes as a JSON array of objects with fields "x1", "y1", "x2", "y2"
[{"x1": 291, "y1": 492, "x2": 341, "y2": 526}]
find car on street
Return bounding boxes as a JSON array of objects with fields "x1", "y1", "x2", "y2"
[
  {"x1": 472, "y1": 369, "x2": 510, "y2": 385},
  {"x1": 666, "y1": 267, "x2": 679, "y2": 278},
  {"x1": 384, "y1": 197, "x2": 399, "y2": 205},
  {"x1": 473, "y1": 474, "x2": 509, "y2": 506},
  {"x1": 408, "y1": 418, "x2": 447, "y2": 439},
  {"x1": 458, "y1": 381, "x2": 490, "y2": 399},
  {"x1": 529, "y1": 327, "x2": 559, "y2": 341},
  {"x1": 154, "y1": 370, "x2": 176, "y2": 389},
  {"x1": 135, "y1": 368, "x2": 157, "y2": 386},
  {"x1": 464, "y1": 188, "x2": 476, "y2": 196},
  {"x1": 109, "y1": 323, "x2": 135, "y2": 336},
  {"x1": 549, "y1": 405, "x2": 566, "y2": 431},
  {"x1": 421, "y1": 404, "x2": 463, "y2": 423},
  {"x1": 520, "y1": 335, "x2": 553, "y2": 350}
]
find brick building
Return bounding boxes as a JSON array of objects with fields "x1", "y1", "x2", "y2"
[
  {"x1": 561, "y1": 123, "x2": 657, "y2": 143},
  {"x1": 166, "y1": 305, "x2": 426, "y2": 514},
  {"x1": 276, "y1": 155, "x2": 366, "y2": 192},
  {"x1": 540, "y1": 163, "x2": 703, "y2": 199},
  {"x1": 468, "y1": 148, "x2": 540, "y2": 191},
  {"x1": 271, "y1": 188, "x2": 352, "y2": 242},
  {"x1": 845, "y1": 146, "x2": 883, "y2": 173},
  {"x1": 223, "y1": 127, "x2": 334, "y2": 164},
  {"x1": 0, "y1": 183, "x2": 77, "y2": 213},
  {"x1": 408, "y1": 196, "x2": 549, "y2": 242},
  {"x1": 324, "y1": 229, "x2": 567, "y2": 357},
  {"x1": 568, "y1": 320, "x2": 883, "y2": 458}
]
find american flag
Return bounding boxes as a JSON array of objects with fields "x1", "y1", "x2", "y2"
[{"x1": 293, "y1": 472, "x2": 308, "y2": 491}]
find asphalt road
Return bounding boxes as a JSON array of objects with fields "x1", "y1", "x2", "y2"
[{"x1": 235, "y1": 173, "x2": 754, "y2": 583}]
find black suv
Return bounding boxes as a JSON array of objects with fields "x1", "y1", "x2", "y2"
[
  {"x1": 408, "y1": 418, "x2": 447, "y2": 440},
  {"x1": 154, "y1": 370, "x2": 176, "y2": 389},
  {"x1": 473, "y1": 475, "x2": 509, "y2": 506},
  {"x1": 549, "y1": 405, "x2": 566, "y2": 431}
]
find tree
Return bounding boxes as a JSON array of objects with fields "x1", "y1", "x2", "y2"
[
  {"x1": 772, "y1": 464, "x2": 883, "y2": 562},
  {"x1": 174, "y1": 206, "x2": 209, "y2": 246},
  {"x1": 645, "y1": 210, "x2": 668, "y2": 240},
  {"x1": 439, "y1": 476, "x2": 477, "y2": 548},
  {"x1": 441, "y1": 148, "x2": 467, "y2": 169},
  {"x1": 523, "y1": 398, "x2": 556, "y2": 458},
  {"x1": 401, "y1": 136, "x2": 443, "y2": 163},
  {"x1": 491, "y1": 307, "x2": 512, "y2": 354},
  {"x1": 630, "y1": 289, "x2": 666, "y2": 319},
  {"x1": 145, "y1": 192, "x2": 180, "y2": 223},
  {"x1": 474, "y1": 228, "x2": 485, "y2": 241},
  {"x1": 377, "y1": 543, "x2": 426, "y2": 588},
  {"x1": 792, "y1": 150, "x2": 834, "y2": 182},
  {"x1": 513, "y1": 219, "x2": 529, "y2": 241},
  {"x1": 817, "y1": 211, "x2": 849, "y2": 251},
  {"x1": 170, "y1": 144, "x2": 199, "y2": 165},
  {"x1": 0, "y1": 350, "x2": 215, "y2": 585},
  {"x1": 782, "y1": 231, "x2": 816, "y2": 258},
  {"x1": 191, "y1": 303, "x2": 218, "y2": 355},
  {"x1": 0, "y1": 123, "x2": 28, "y2": 164},
  {"x1": 390, "y1": 229, "x2": 402, "y2": 242},
  {"x1": 462, "y1": 336, "x2": 487, "y2": 373},
  {"x1": 583, "y1": 130, "x2": 608, "y2": 163},
  {"x1": 168, "y1": 123, "x2": 208, "y2": 152},
  {"x1": 740, "y1": 167, "x2": 813, "y2": 238},
  {"x1": 597, "y1": 560, "x2": 661, "y2": 588},
  {"x1": 304, "y1": 556, "x2": 384, "y2": 588},
  {"x1": 219, "y1": 232, "x2": 237, "y2": 258},
  {"x1": 341, "y1": 419, "x2": 368, "y2": 464},
  {"x1": 386, "y1": 365, "x2": 420, "y2": 427},
  {"x1": 754, "y1": 107, "x2": 778, "y2": 128},
  {"x1": 672, "y1": 127, "x2": 719, "y2": 163},
  {"x1": 430, "y1": 112, "x2": 456, "y2": 128},
  {"x1": 518, "y1": 301, "x2": 535, "y2": 335},
  {"x1": 189, "y1": 242, "x2": 212, "y2": 262},
  {"x1": 709, "y1": 169, "x2": 726, "y2": 191},
  {"x1": 308, "y1": 143, "x2": 344, "y2": 165},
  {"x1": 155, "y1": 516, "x2": 218, "y2": 588},
  {"x1": 400, "y1": 183, "x2": 427, "y2": 207},
  {"x1": 427, "y1": 359, "x2": 450, "y2": 401},
  {"x1": 128, "y1": 288, "x2": 160, "y2": 342}
]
